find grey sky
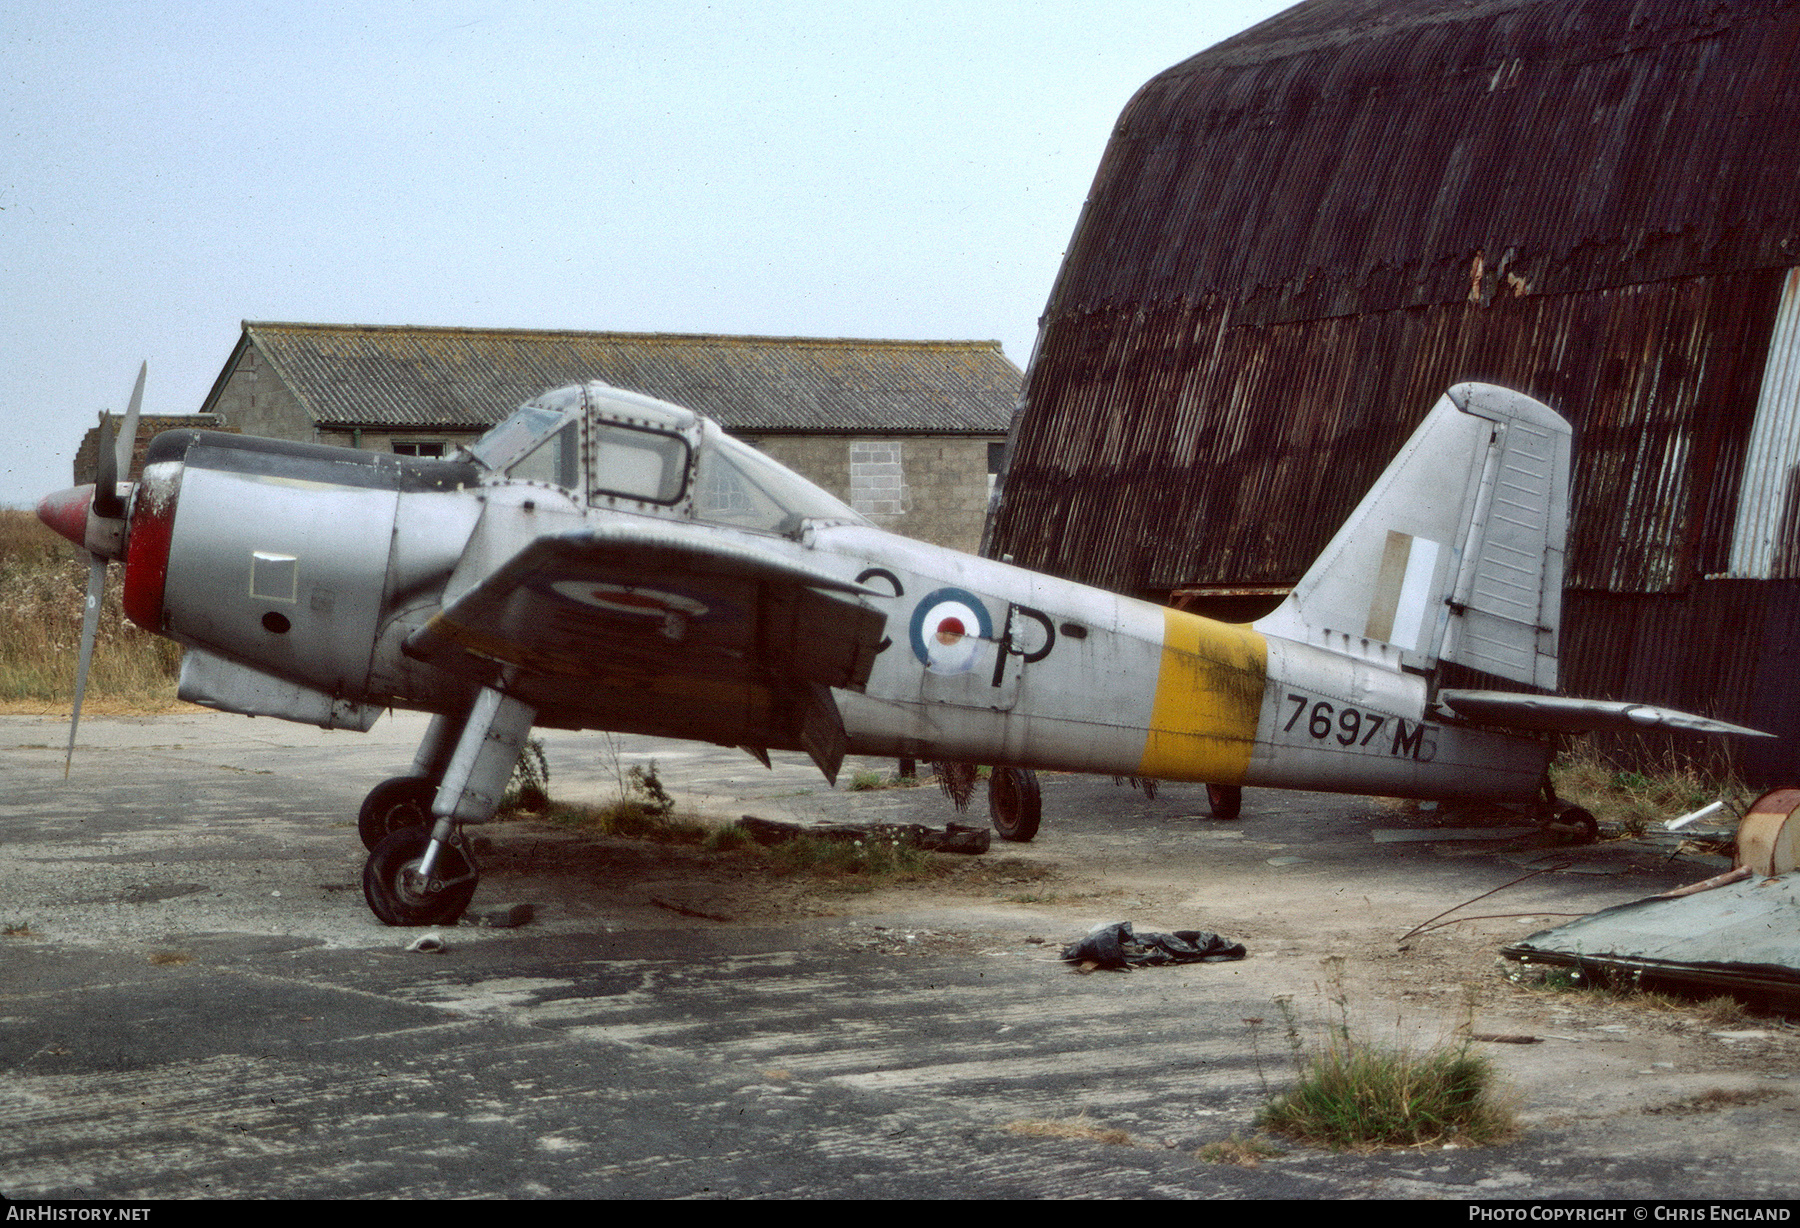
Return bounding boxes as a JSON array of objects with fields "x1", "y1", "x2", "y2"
[{"x1": 2, "y1": 1, "x2": 1287, "y2": 508}]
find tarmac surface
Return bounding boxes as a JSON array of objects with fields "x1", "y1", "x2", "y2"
[{"x1": 2, "y1": 710, "x2": 1798, "y2": 1200}]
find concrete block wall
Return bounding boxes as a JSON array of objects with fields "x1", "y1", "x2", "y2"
[
  {"x1": 208, "y1": 347, "x2": 314, "y2": 443},
  {"x1": 757, "y1": 434, "x2": 995, "y2": 553}
]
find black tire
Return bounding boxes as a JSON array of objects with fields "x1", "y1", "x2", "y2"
[
  {"x1": 987, "y1": 766, "x2": 1042, "y2": 842},
  {"x1": 1206, "y1": 784, "x2": 1242, "y2": 820},
  {"x1": 358, "y1": 776, "x2": 438, "y2": 852},
  {"x1": 362, "y1": 827, "x2": 478, "y2": 927},
  {"x1": 1549, "y1": 805, "x2": 1599, "y2": 845}
]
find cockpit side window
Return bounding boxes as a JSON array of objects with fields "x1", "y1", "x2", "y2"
[{"x1": 588, "y1": 422, "x2": 690, "y2": 505}]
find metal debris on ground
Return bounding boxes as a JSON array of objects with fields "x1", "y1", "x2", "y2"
[
  {"x1": 737, "y1": 815, "x2": 990, "y2": 854},
  {"x1": 1501, "y1": 870, "x2": 1800, "y2": 1012}
]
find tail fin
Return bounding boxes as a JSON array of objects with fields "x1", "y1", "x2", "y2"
[{"x1": 1253, "y1": 383, "x2": 1570, "y2": 689}]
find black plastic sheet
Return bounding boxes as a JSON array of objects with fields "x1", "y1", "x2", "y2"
[{"x1": 1061, "y1": 921, "x2": 1246, "y2": 969}]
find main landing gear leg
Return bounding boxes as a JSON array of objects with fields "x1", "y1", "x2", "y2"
[
  {"x1": 362, "y1": 687, "x2": 536, "y2": 926},
  {"x1": 356, "y1": 708, "x2": 469, "y2": 851}
]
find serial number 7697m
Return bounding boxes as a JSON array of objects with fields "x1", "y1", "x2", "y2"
[{"x1": 1281, "y1": 692, "x2": 1437, "y2": 761}]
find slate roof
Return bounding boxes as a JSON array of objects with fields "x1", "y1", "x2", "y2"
[{"x1": 211, "y1": 323, "x2": 1018, "y2": 435}]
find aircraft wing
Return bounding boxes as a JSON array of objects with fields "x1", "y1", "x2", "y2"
[
  {"x1": 1435, "y1": 689, "x2": 1772, "y2": 738},
  {"x1": 404, "y1": 520, "x2": 887, "y2": 781}
]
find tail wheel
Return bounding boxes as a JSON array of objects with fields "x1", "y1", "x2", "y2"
[
  {"x1": 988, "y1": 766, "x2": 1042, "y2": 842},
  {"x1": 1206, "y1": 784, "x2": 1242, "y2": 820},
  {"x1": 1547, "y1": 805, "x2": 1599, "y2": 845},
  {"x1": 363, "y1": 827, "x2": 478, "y2": 927},
  {"x1": 358, "y1": 776, "x2": 438, "y2": 851}
]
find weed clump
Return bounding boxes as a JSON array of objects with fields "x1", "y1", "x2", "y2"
[
  {"x1": 1004, "y1": 1114, "x2": 1132, "y2": 1146},
  {"x1": 545, "y1": 761, "x2": 710, "y2": 843},
  {"x1": 1254, "y1": 977, "x2": 1516, "y2": 1151},
  {"x1": 765, "y1": 832, "x2": 941, "y2": 884},
  {"x1": 1257, "y1": 1034, "x2": 1513, "y2": 1150},
  {"x1": 499, "y1": 738, "x2": 551, "y2": 814},
  {"x1": 1196, "y1": 1135, "x2": 1284, "y2": 1167}
]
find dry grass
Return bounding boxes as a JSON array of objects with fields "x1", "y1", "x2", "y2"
[
  {"x1": 0, "y1": 510, "x2": 180, "y2": 709},
  {"x1": 1515, "y1": 963, "x2": 1758, "y2": 1023},
  {"x1": 1644, "y1": 1087, "x2": 1781, "y2": 1116},
  {"x1": 1550, "y1": 741, "x2": 1751, "y2": 836},
  {"x1": 1196, "y1": 1135, "x2": 1285, "y2": 1166},
  {"x1": 1003, "y1": 1114, "x2": 1133, "y2": 1146}
]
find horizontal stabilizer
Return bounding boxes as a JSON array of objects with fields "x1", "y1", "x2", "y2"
[{"x1": 1435, "y1": 689, "x2": 1771, "y2": 738}]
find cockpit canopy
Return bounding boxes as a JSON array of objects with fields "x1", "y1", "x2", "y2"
[{"x1": 470, "y1": 382, "x2": 867, "y2": 534}]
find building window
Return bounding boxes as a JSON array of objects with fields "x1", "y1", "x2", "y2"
[{"x1": 392, "y1": 441, "x2": 448, "y2": 457}]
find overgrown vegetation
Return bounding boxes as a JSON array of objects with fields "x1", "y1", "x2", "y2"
[
  {"x1": 1508, "y1": 961, "x2": 1755, "y2": 1024},
  {"x1": 847, "y1": 768, "x2": 919, "y2": 791},
  {"x1": 499, "y1": 738, "x2": 551, "y2": 813},
  {"x1": 762, "y1": 830, "x2": 945, "y2": 883},
  {"x1": 1549, "y1": 740, "x2": 1751, "y2": 837},
  {"x1": 1253, "y1": 973, "x2": 1517, "y2": 1151},
  {"x1": 534, "y1": 752, "x2": 955, "y2": 887},
  {"x1": 544, "y1": 759, "x2": 712, "y2": 844},
  {"x1": 0, "y1": 510, "x2": 180, "y2": 708}
]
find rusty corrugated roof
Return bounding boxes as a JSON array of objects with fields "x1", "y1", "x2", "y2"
[
  {"x1": 1054, "y1": 0, "x2": 1800, "y2": 324},
  {"x1": 988, "y1": 0, "x2": 1800, "y2": 601},
  {"x1": 221, "y1": 323, "x2": 1018, "y2": 435}
]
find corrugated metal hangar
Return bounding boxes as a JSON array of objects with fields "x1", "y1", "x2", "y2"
[{"x1": 985, "y1": 0, "x2": 1800, "y2": 780}]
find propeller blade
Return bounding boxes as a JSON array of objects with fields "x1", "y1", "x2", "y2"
[
  {"x1": 92, "y1": 413, "x2": 121, "y2": 519},
  {"x1": 114, "y1": 361, "x2": 146, "y2": 481},
  {"x1": 64, "y1": 553, "x2": 107, "y2": 778}
]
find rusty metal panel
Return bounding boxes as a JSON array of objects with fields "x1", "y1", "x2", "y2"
[
  {"x1": 1728, "y1": 268, "x2": 1800, "y2": 577},
  {"x1": 1557, "y1": 581, "x2": 1800, "y2": 783},
  {"x1": 240, "y1": 324, "x2": 1019, "y2": 436},
  {"x1": 991, "y1": 272, "x2": 1782, "y2": 598}
]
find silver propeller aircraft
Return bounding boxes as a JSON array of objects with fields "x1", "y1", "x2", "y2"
[{"x1": 40, "y1": 374, "x2": 1767, "y2": 925}]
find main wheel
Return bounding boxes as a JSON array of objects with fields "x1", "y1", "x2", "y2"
[
  {"x1": 362, "y1": 827, "x2": 478, "y2": 927},
  {"x1": 987, "y1": 766, "x2": 1042, "y2": 842},
  {"x1": 358, "y1": 776, "x2": 438, "y2": 851},
  {"x1": 1206, "y1": 784, "x2": 1242, "y2": 820}
]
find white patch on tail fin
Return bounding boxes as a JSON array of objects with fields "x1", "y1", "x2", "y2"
[{"x1": 1254, "y1": 383, "x2": 1570, "y2": 689}]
